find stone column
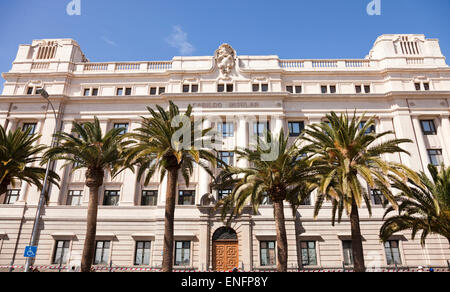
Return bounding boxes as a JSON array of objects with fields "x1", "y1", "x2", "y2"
[
  {"x1": 198, "y1": 212, "x2": 211, "y2": 271},
  {"x1": 158, "y1": 174, "x2": 168, "y2": 206},
  {"x1": 411, "y1": 116, "x2": 431, "y2": 172},
  {"x1": 437, "y1": 115, "x2": 450, "y2": 165},
  {"x1": 119, "y1": 122, "x2": 140, "y2": 206},
  {"x1": 239, "y1": 215, "x2": 253, "y2": 271},
  {"x1": 48, "y1": 121, "x2": 73, "y2": 206},
  {"x1": 236, "y1": 117, "x2": 249, "y2": 168},
  {"x1": 198, "y1": 119, "x2": 212, "y2": 204},
  {"x1": 392, "y1": 111, "x2": 424, "y2": 172},
  {"x1": 16, "y1": 183, "x2": 29, "y2": 205},
  {"x1": 378, "y1": 117, "x2": 402, "y2": 163},
  {"x1": 5, "y1": 119, "x2": 18, "y2": 132},
  {"x1": 272, "y1": 115, "x2": 284, "y2": 136}
]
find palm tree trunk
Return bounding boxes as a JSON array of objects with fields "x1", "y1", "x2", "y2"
[
  {"x1": 162, "y1": 168, "x2": 179, "y2": 272},
  {"x1": 273, "y1": 200, "x2": 288, "y2": 272},
  {"x1": 81, "y1": 170, "x2": 103, "y2": 273},
  {"x1": 350, "y1": 198, "x2": 365, "y2": 272}
]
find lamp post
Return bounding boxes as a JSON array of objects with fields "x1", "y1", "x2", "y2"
[{"x1": 24, "y1": 89, "x2": 61, "y2": 272}]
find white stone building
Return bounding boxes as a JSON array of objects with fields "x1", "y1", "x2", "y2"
[{"x1": 0, "y1": 34, "x2": 449, "y2": 271}]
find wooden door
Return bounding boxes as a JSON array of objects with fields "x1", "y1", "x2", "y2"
[{"x1": 213, "y1": 241, "x2": 239, "y2": 271}]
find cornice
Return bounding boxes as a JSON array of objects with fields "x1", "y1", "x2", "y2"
[{"x1": 1, "y1": 91, "x2": 449, "y2": 104}]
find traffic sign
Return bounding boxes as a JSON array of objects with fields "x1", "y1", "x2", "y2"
[{"x1": 24, "y1": 246, "x2": 38, "y2": 258}]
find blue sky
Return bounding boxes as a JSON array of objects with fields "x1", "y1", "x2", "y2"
[{"x1": 1, "y1": 0, "x2": 449, "y2": 91}]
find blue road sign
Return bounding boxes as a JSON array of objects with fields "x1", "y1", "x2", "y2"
[{"x1": 24, "y1": 246, "x2": 38, "y2": 258}]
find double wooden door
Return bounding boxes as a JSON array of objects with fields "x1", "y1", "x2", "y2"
[{"x1": 212, "y1": 241, "x2": 239, "y2": 271}]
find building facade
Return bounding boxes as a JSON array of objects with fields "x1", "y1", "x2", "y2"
[{"x1": 0, "y1": 34, "x2": 449, "y2": 271}]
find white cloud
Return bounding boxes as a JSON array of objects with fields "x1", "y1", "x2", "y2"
[
  {"x1": 101, "y1": 36, "x2": 117, "y2": 47},
  {"x1": 165, "y1": 26, "x2": 195, "y2": 55}
]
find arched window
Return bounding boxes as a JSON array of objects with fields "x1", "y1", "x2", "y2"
[{"x1": 212, "y1": 227, "x2": 237, "y2": 241}]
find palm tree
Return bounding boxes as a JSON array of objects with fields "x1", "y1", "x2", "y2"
[
  {"x1": 123, "y1": 101, "x2": 217, "y2": 272},
  {"x1": 302, "y1": 111, "x2": 418, "y2": 272},
  {"x1": 214, "y1": 131, "x2": 317, "y2": 272},
  {"x1": 380, "y1": 164, "x2": 450, "y2": 246},
  {"x1": 43, "y1": 118, "x2": 128, "y2": 272},
  {"x1": 0, "y1": 125, "x2": 59, "y2": 203}
]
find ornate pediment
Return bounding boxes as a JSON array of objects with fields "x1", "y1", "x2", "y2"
[{"x1": 214, "y1": 44, "x2": 237, "y2": 77}]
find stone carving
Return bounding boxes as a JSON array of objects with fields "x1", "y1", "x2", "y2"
[{"x1": 215, "y1": 44, "x2": 236, "y2": 76}]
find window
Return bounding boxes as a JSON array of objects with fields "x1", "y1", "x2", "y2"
[
  {"x1": 301, "y1": 241, "x2": 317, "y2": 266},
  {"x1": 253, "y1": 122, "x2": 270, "y2": 137},
  {"x1": 134, "y1": 241, "x2": 151, "y2": 266},
  {"x1": 4, "y1": 190, "x2": 20, "y2": 204},
  {"x1": 261, "y1": 84, "x2": 269, "y2": 92},
  {"x1": 217, "y1": 84, "x2": 233, "y2": 93},
  {"x1": 218, "y1": 122, "x2": 234, "y2": 138},
  {"x1": 384, "y1": 241, "x2": 402, "y2": 265},
  {"x1": 287, "y1": 85, "x2": 302, "y2": 94},
  {"x1": 359, "y1": 122, "x2": 376, "y2": 135},
  {"x1": 415, "y1": 83, "x2": 421, "y2": 91},
  {"x1": 22, "y1": 123, "x2": 37, "y2": 136},
  {"x1": 149, "y1": 86, "x2": 167, "y2": 95},
  {"x1": 253, "y1": 84, "x2": 260, "y2": 92},
  {"x1": 260, "y1": 241, "x2": 276, "y2": 266},
  {"x1": 174, "y1": 241, "x2": 191, "y2": 266},
  {"x1": 178, "y1": 190, "x2": 195, "y2": 206},
  {"x1": 67, "y1": 190, "x2": 82, "y2": 206},
  {"x1": 53, "y1": 240, "x2": 70, "y2": 265},
  {"x1": 183, "y1": 84, "x2": 199, "y2": 93},
  {"x1": 141, "y1": 190, "x2": 158, "y2": 206},
  {"x1": 125, "y1": 88, "x2": 132, "y2": 96},
  {"x1": 427, "y1": 149, "x2": 443, "y2": 166},
  {"x1": 94, "y1": 241, "x2": 110, "y2": 265},
  {"x1": 420, "y1": 120, "x2": 436, "y2": 135},
  {"x1": 114, "y1": 123, "x2": 129, "y2": 135},
  {"x1": 116, "y1": 88, "x2": 124, "y2": 96},
  {"x1": 103, "y1": 190, "x2": 120, "y2": 206},
  {"x1": 218, "y1": 151, "x2": 234, "y2": 168},
  {"x1": 423, "y1": 83, "x2": 430, "y2": 91},
  {"x1": 261, "y1": 193, "x2": 273, "y2": 205},
  {"x1": 321, "y1": 85, "x2": 337, "y2": 93},
  {"x1": 342, "y1": 241, "x2": 354, "y2": 266},
  {"x1": 218, "y1": 189, "x2": 232, "y2": 200},
  {"x1": 83, "y1": 88, "x2": 99, "y2": 96},
  {"x1": 370, "y1": 189, "x2": 385, "y2": 205},
  {"x1": 301, "y1": 194, "x2": 311, "y2": 206},
  {"x1": 356, "y1": 85, "x2": 371, "y2": 94},
  {"x1": 26, "y1": 87, "x2": 43, "y2": 95},
  {"x1": 288, "y1": 121, "x2": 305, "y2": 137}
]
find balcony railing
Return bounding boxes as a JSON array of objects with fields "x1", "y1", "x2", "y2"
[
  {"x1": 280, "y1": 59, "x2": 373, "y2": 70},
  {"x1": 81, "y1": 61, "x2": 172, "y2": 72}
]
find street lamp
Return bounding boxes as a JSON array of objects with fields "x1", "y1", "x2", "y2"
[{"x1": 24, "y1": 89, "x2": 61, "y2": 272}]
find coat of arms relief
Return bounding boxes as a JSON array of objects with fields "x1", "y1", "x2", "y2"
[{"x1": 215, "y1": 44, "x2": 237, "y2": 77}]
